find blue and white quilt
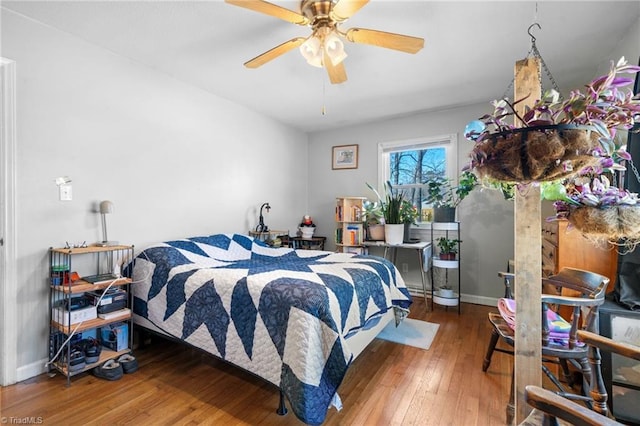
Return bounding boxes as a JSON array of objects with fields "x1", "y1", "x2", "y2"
[{"x1": 132, "y1": 234, "x2": 411, "y2": 425}]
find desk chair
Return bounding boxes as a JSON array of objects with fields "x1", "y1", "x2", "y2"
[
  {"x1": 483, "y1": 267, "x2": 610, "y2": 424},
  {"x1": 520, "y1": 330, "x2": 640, "y2": 425}
]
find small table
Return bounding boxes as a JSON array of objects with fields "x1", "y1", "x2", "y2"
[
  {"x1": 248, "y1": 230, "x2": 288, "y2": 247},
  {"x1": 363, "y1": 240, "x2": 431, "y2": 302},
  {"x1": 282, "y1": 236, "x2": 326, "y2": 250}
]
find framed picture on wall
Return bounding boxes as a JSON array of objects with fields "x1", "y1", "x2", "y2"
[{"x1": 332, "y1": 144, "x2": 358, "y2": 170}]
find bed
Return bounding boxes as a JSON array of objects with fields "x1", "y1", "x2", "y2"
[{"x1": 131, "y1": 233, "x2": 412, "y2": 425}]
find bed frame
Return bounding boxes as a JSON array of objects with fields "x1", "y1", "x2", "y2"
[{"x1": 133, "y1": 307, "x2": 396, "y2": 416}]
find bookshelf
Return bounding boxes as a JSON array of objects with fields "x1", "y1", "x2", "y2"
[
  {"x1": 48, "y1": 245, "x2": 135, "y2": 385},
  {"x1": 335, "y1": 197, "x2": 366, "y2": 254}
]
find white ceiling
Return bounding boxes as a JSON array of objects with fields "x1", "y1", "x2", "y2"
[{"x1": 3, "y1": 1, "x2": 639, "y2": 133}]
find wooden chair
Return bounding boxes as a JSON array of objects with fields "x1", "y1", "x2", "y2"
[
  {"x1": 500, "y1": 270, "x2": 515, "y2": 299},
  {"x1": 520, "y1": 330, "x2": 640, "y2": 425},
  {"x1": 482, "y1": 267, "x2": 610, "y2": 424}
]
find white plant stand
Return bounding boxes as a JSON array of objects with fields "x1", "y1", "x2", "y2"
[{"x1": 430, "y1": 221, "x2": 461, "y2": 313}]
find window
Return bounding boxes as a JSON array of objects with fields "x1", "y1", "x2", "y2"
[{"x1": 378, "y1": 134, "x2": 457, "y2": 224}]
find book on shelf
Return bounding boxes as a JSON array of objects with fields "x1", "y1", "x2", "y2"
[
  {"x1": 350, "y1": 205, "x2": 361, "y2": 222},
  {"x1": 345, "y1": 246, "x2": 365, "y2": 255},
  {"x1": 345, "y1": 224, "x2": 363, "y2": 245},
  {"x1": 98, "y1": 308, "x2": 131, "y2": 320}
]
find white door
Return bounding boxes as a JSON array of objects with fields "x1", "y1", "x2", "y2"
[{"x1": 1, "y1": 57, "x2": 17, "y2": 386}]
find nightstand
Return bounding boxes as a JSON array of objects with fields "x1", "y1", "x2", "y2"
[{"x1": 282, "y1": 236, "x2": 326, "y2": 250}]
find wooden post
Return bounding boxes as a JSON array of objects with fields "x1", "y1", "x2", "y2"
[{"x1": 513, "y1": 57, "x2": 542, "y2": 424}]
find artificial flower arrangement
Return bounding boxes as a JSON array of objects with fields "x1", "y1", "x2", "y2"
[
  {"x1": 299, "y1": 215, "x2": 316, "y2": 228},
  {"x1": 298, "y1": 215, "x2": 316, "y2": 238}
]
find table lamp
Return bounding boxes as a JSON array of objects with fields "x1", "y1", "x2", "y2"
[
  {"x1": 99, "y1": 200, "x2": 114, "y2": 246},
  {"x1": 256, "y1": 202, "x2": 271, "y2": 233}
]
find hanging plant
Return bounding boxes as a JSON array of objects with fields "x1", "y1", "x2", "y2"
[
  {"x1": 464, "y1": 57, "x2": 640, "y2": 183},
  {"x1": 544, "y1": 170, "x2": 640, "y2": 248}
]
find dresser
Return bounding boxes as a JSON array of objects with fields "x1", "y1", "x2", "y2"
[
  {"x1": 542, "y1": 220, "x2": 618, "y2": 307},
  {"x1": 542, "y1": 220, "x2": 617, "y2": 282}
]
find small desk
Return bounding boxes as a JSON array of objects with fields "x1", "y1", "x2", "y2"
[
  {"x1": 363, "y1": 240, "x2": 431, "y2": 302},
  {"x1": 281, "y1": 236, "x2": 326, "y2": 251}
]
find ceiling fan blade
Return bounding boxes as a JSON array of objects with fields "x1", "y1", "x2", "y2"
[
  {"x1": 345, "y1": 27, "x2": 424, "y2": 54},
  {"x1": 331, "y1": 0, "x2": 369, "y2": 21},
  {"x1": 225, "y1": 0, "x2": 309, "y2": 25},
  {"x1": 244, "y1": 37, "x2": 306, "y2": 68},
  {"x1": 323, "y1": 51, "x2": 348, "y2": 85}
]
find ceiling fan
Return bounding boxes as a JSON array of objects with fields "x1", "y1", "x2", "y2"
[{"x1": 225, "y1": 0, "x2": 425, "y2": 84}]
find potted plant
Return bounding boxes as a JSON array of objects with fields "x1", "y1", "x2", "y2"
[
  {"x1": 425, "y1": 171, "x2": 478, "y2": 222},
  {"x1": 435, "y1": 236, "x2": 461, "y2": 297},
  {"x1": 400, "y1": 199, "x2": 419, "y2": 242},
  {"x1": 543, "y1": 173, "x2": 640, "y2": 245},
  {"x1": 366, "y1": 181, "x2": 405, "y2": 244},
  {"x1": 436, "y1": 237, "x2": 461, "y2": 261},
  {"x1": 362, "y1": 200, "x2": 385, "y2": 241},
  {"x1": 464, "y1": 57, "x2": 640, "y2": 184}
]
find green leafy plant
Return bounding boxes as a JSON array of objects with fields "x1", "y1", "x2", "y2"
[
  {"x1": 436, "y1": 237, "x2": 461, "y2": 255},
  {"x1": 362, "y1": 200, "x2": 384, "y2": 224},
  {"x1": 400, "y1": 200, "x2": 419, "y2": 224},
  {"x1": 425, "y1": 171, "x2": 478, "y2": 208},
  {"x1": 366, "y1": 181, "x2": 404, "y2": 224}
]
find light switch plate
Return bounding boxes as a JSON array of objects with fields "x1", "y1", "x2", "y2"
[{"x1": 59, "y1": 184, "x2": 72, "y2": 201}]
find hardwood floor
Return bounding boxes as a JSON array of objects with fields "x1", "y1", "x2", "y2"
[{"x1": 1, "y1": 300, "x2": 513, "y2": 425}]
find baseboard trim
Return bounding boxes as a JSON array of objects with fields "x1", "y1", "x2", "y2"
[
  {"x1": 16, "y1": 358, "x2": 48, "y2": 383},
  {"x1": 461, "y1": 294, "x2": 499, "y2": 307},
  {"x1": 407, "y1": 285, "x2": 498, "y2": 308}
]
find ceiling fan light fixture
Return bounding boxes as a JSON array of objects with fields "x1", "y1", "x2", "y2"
[
  {"x1": 227, "y1": 0, "x2": 424, "y2": 84},
  {"x1": 299, "y1": 36, "x2": 323, "y2": 67},
  {"x1": 300, "y1": 30, "x2": 347, "y2": 68},
  {"x1": 324, "y1": 31, "x2": 347, "y2": 66}
]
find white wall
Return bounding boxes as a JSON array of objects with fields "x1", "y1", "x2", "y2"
[
  {"x1": 595, "y1": 16, "x2": 640, "y2": 77},
  {"x1": 307, "y1": 104, "x2": 516, "y2": 304},
  {"x1": 307, "y1": 14, "x2": 640, "y2": 305},
  {"x1": 3, "y1": 7, "x2": 638, "y2": 385},
  {"x1": 2, "y1": 9, "x2": 308, "y2": 381}
]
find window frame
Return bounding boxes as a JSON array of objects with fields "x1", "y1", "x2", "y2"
[{"x1": 377, "y1": 134, "x2": 458, "y2": 228}]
